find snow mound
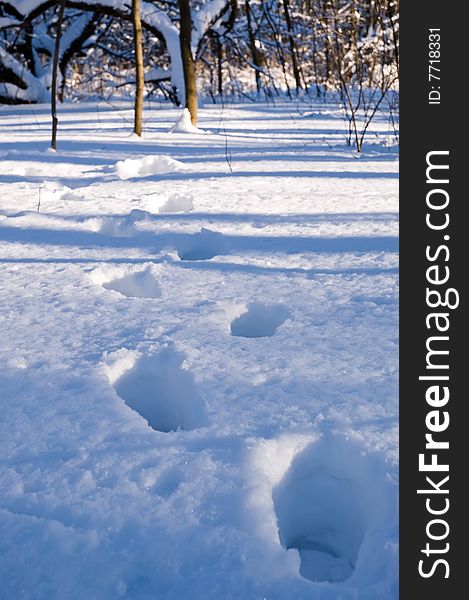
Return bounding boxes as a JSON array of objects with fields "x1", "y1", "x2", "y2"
[
  {"x1": 158, "y1": 193, "x2": 194, "y2": 213},
  {"x1": 115, "y1": 154, "x2": 187, "y2": 180},
  {"x1": 111, "y1": 349, "x2": 208, "y2": 432},
  {"x1": 231, "y1": 303, "x2": 290, "y2": 338},
  {"x1": 273, "y1": 434, "x2": 396, "y2": 585},
  {"x1": 92, "y1": 216, "x2": 136, "y2": 237},
  {"x1": 37, "y1": 181, "x2": 83, "y2": 204},
  {"x1": 102, "y1": 268, "x2": 161, "y2": 299},
  {"x1": 170, "y1": 108, "x2": 206, "y2": 134}
]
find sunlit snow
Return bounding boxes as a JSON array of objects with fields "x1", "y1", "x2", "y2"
[{"x1": 0, "y1": 100, "x2": 398, "y2": 599}]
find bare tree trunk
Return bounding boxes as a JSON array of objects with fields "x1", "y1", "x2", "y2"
[
  {"x1": 311, "y1": 28, "x2": 322, "y2": 97},
  {"x1": 132, "y1": 0, "x2": 144, "y2": 136},
  {"x1": 260, "y1": 0, "x2": 289, "y2": 97},
  {"x1": 216, "y1": 36, "x2": 223, "y2": 97},
  {"x1": 245, "y1": 0, "x2": 261, "y2": 94},
  {"x1": 281, "y1": 0, "x2": 302, "y2": 93},
  {"x1": 177, "y1": 0, "x2": 198, "y2": 125},
  {"x1": 51, "y1": 0, "x2": 66, "y2": 150}
]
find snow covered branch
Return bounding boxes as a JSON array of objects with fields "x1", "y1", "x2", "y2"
[
  {"x1": 192, "y1": 0, "x2": 237, "y2": 56},
  {"x1": 0, "y1": 0, "x2": 236, "y2": 105},
  {"x1": 0, "y1": 45, "x2": 49, "y2": 103}
]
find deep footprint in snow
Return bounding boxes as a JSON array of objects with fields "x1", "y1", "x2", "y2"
[
  {"x1": 273, "y1": 436, "x2": 379, "y2": 584},
  {"x1": 230, "y1": 302, "x2": 289, "y2": 338},
  {"x1": 177, "y1": 228, "x2": 224, "y2": 261},
  {"x1": 103, "y1": 268, "x2": 161, "y2": 298},
  {"x1": 113, "y1": 349, "x2": 208, "y2": 432}
]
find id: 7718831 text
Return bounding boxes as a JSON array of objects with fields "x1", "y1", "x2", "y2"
[{"x1": 428, "y1": 28, "x2": 441, "y2": 105}]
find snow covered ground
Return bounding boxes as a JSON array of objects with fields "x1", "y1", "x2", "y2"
[{"x1": 0, "y1": 100, "x2": 398, "y2": 599}]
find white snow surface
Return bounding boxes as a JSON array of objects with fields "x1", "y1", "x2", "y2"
[{"x1": 0, "y1": 101, "x2": 398, "y2": 599}]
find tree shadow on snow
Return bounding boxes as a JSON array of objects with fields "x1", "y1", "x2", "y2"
[{"x1": 0, "y1": 224, "x2": 398, "y2": 256}]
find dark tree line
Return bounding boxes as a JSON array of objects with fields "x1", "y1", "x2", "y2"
[{"x1": 0, "y1": 1, "x2": 398, "y2": 147}]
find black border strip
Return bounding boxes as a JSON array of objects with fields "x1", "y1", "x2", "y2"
[{"x1": 400, "y1": 2, "x2": 465, "y2": 596}]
